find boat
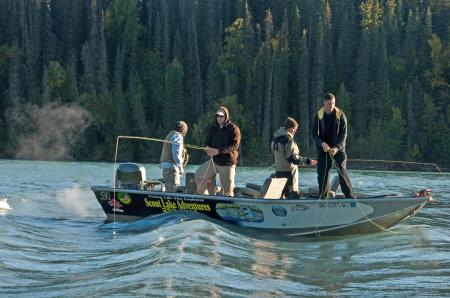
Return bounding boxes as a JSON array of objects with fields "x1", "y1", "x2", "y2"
[{"x1": 92, "y1": 163, "x2": 432, "y2": 237}]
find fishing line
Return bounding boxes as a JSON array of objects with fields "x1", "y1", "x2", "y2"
[
  {"x1": 349, "y1": 158, "x2": 443, "y2": 174},
  {"x1": 329, "y1": 152, "x2": 389, "y2": 232},
  {"x1": 194, "y1": 157, "x2": 218, "y2": 195},
  {"x1": 314, "y1": 152, "x2": 332, "y2": 235}
]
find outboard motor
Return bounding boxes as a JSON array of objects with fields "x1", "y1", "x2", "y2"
[{"x1": 115, "y1": 163, "x2": 146, "y2": 189}]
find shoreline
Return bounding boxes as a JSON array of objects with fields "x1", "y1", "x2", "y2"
[{"x1": 0, "y1": 157, "x2": 447, "y2": 173}]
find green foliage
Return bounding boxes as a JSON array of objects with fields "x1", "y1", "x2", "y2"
[
  {"x1": 427, "y1": 34, "x2": 450, "y2": 90},
  {"x1": 218, "y1": 18, "x2": 246, "y2": 96},
  {"x1": 80, "y1": 92, "x2": 117, "y2": 130},
  {"x1": 46, "y1": 61, "x2": 67, "y2": 101},
  {"x1": 368, "y1": 107, "x2": 406, "y2": 159},
  {"x1": 0, "y1": 46, "x2": 11, "y2": 86},
  {"x1": 162, "y1": 58, "x2": 184, "y2": 131},
  {"x1": 360, "y1": 0, "x2": 383, "y2": 30},
  {"x1": 0, "y1": 0, "x2": 449, "y2": 167},
  {"x1": 336, "y1": 83, "x2": 352, "y2": 121},
  {"x1": 79, "y1": 92, "x2": 118, "y2": 159}
]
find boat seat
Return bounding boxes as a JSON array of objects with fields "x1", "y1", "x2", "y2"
[
  {"x1": 308, "y1": 176, "x2": 340, "y2": 198},
  {"x1": 245, "y1": 182, "x2": 262, "y2": 191},
  {"x1": 239, "y1": 178, "x2": 287, "y2": 199}
]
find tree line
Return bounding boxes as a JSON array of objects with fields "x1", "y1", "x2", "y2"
[{"x1": 0, "y1": 0, "x2": 449, "y2": 167}]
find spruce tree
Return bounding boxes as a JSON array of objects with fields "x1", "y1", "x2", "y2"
[
  {"x1": 163, "y1": 58, "x2": 185, "y2": 130},
  {"x1": 262, "y1": 10, "x2": 274, "y2": 150}
]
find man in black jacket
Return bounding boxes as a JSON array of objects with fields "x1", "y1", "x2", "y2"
[
  {"x1": 195, "y1": 106, "x2": 241, "y2": 196},
  {"x1": 312, "y1": 93, "x2": 355, "y2": 198}
]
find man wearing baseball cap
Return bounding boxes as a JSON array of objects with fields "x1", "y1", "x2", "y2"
[{"x1": 195, "y1": 106, "x2": 241, "y2": 196}]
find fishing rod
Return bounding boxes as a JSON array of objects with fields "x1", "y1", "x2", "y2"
[
  {"x1": 110, "y1": 135, "x2": 207, "y2": 236},
  {"x1": 114, "y1": 135, "x2": 206, "y2": 151},
  {"x1": 114, "y1": 136, "x2": 443, "y2": 174}
]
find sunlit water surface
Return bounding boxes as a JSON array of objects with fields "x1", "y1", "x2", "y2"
[{"x1": 0, "y1": 160, "x2": 449, "y2": 297}]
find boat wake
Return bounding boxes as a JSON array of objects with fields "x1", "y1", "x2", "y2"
[{"x1": 0, "y1": 198, "x2": 12, "y2": 213}]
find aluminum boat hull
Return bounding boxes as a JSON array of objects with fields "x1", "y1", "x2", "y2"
[{"x1": 92, "y1": 186, "x2": 430, "y2": 236}]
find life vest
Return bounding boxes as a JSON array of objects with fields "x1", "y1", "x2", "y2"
[
  {"x1": 160, "y1": 131, "x2": 183, "y2": 164},
  {"x1": 317, "y1": 107, "x2": 342, "y2": 120}
]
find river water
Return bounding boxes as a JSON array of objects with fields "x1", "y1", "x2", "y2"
[{"x1": 0, "y1": 160, "x2": 449, "y2": 297}]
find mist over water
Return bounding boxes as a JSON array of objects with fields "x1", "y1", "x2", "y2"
[
  {"x1": 0, "y1": 160, "x2": 449, "y2": 297},
  {"x1": 56, "y1": 185, "x2": 96, "y2": 218},
  {"x1": 5, "y1": 103, "x2": 92, "y2": 160}
]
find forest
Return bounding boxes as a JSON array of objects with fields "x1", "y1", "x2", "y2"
[{"x1": 0, "y1": 0, "x2": 449, "y2": 168}]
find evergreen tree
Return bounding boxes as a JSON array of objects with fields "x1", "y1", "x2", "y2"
[
  {"x1": 336, "y1": 1, "x2": 356, "y2": 87},
  {"x1": 322, "y1": 0, "x2": 336, "y2": 92},
  {"x1": 297, "y1": 30, "x2": 311, "y2": 152},
  {"x1": 42, "y1": 3, "x2": 58, "y2": 66},
  {"x1": 7, "y1": 41, "x2": 23, "y2": 106},
  {"x1": 185, "y1": 8, "x2": 204, "y2": 120},
  {"x1": 145, "y1": 0, "x2": 154, "y2": 48},
  {"x1": 0, "y1": 0, "x2": 448, "y2": 165},
  {"x1": 272, "y1": 9, "x2": 289, "y2": 132},
  {"x1": 311, "y1": 14, "x2": 324, "y2": 112},
  {"x1": 261, "y1": 10, "x2": 274, "y2": 150},
  {"x1": 163, "y1": 58, "x2": 185, "y2": 130},
  {"x1": 205, "y1": 41, "x2": 224, "y2": 104},
  {"x1": 160, "y1": 0, "x2": 170, "y2": 62}
]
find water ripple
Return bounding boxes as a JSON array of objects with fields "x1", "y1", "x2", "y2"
[{"x1": 0, "y1": 161, "x2": 449, "y2": 296}]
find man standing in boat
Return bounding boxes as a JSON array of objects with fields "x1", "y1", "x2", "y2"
[
  {"x1": 195, "y1": 106, "x2": 241, "y2": 196},
  {"x1": 271, "y1": 117, "x2": 317, "y2": 198},
  {"x1": 160, "y1": 121, "x2": 189, "y2": 192},
  {"x1": 312, "y1": 93, "x2": 355, "y2": 198}
]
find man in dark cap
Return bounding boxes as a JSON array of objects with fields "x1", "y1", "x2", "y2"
[
  {"x1": 271, "y1": 117, "x2": 316, "y2": 198},
  {"x1": 160, "y1": 121, "x2": 188, "y2": 192},
  {"x1": 312, "y1": 93, "x2": 355, "y2": 198},
  {"x1": 195, "y1": 106, "x2": 241, "y2": 196}
]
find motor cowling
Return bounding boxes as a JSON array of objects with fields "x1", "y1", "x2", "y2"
[{"x1": 115, "y1": 163, "x2": 146, "y2": 189}]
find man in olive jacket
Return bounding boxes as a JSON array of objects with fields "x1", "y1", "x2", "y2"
[
  {"x1": 312, "y1": 93, "x2": 355, "y2": 198},
  {"x1": 195, "y1": 106, "x2": 241, "y2": 196},
  {"x1": 271, "y1": 117, "x2": 316, "y2": 198}
]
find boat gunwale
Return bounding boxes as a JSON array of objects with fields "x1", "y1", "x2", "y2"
[{"x1": 91, "y1": 185, "x2": 429, "y2": 205}]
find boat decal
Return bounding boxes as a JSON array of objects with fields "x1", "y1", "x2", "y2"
[
  {"x1": 216, "y1": 203, "x2": 264, "y2": 223},
  {"x1": 272, "y1": 205, "x2": 287, "y2": 217},
  {"x1": 117, "y1": 193, "x2": 132, "y2": 205},
  {"x1": 319, "y1": 201, "x2": 356, "y2": 208},
  {"x1": 143, "y1": 196, "x2": 211, "y2": 213},
  {"x1": 108, "y1": 198, "x2": 124, "y2": 213},
  {"x1": 292, "y1": 204, "x2": 309, "y2": 212},
  {"x1": 98, "y1": 191, "x2": 111, "y2": 201}
]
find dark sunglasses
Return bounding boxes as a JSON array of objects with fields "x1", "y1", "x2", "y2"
[{"x1": 216, "y1": 114, "x2": 224, "y2": 118}]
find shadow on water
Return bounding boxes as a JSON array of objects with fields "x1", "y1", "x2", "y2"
[
  {"x1": 99, "y1": 211, "x2": 210, "y2": 235},
  {"x1": 99, "y1": 210, "x2": 393, "y2": 243}
]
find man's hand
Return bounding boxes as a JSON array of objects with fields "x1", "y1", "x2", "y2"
[
  {"x1": 204, "y1": 146, "x2": 219, "y2": 157},
  {"x1": 310, "y1": 159, "x2": 318, "y2": 166},
  {"x1": 329, "y1": 147, "x2": 338, "y2": 156}
]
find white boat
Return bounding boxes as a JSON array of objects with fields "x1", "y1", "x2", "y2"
[{"x1": 91, "y1": 163, "x2": 432, "y2": 236}]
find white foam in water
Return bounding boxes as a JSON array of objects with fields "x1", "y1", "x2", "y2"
[
  {"x1": 0, "y1": 198, "x2": 12, "y2": 211},
  {"x1": 56, "y1": 185, "x2": 96, "y2": 217}
]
